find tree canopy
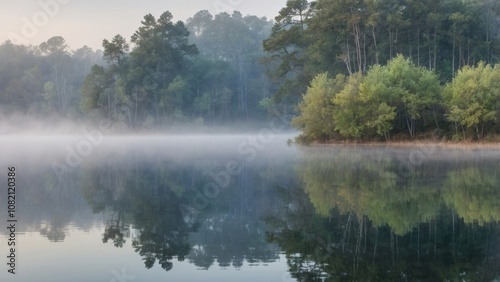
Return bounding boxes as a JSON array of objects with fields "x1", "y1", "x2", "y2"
[
  {"x1": 271, "y1": 0, "x2": 500, "y2": 142},
  {"x1": 2, "y1": 1, "x2": 500, "y2": 136},
  {"x1": 293, "y1": 55, "x2": 448, "y2": 142}
]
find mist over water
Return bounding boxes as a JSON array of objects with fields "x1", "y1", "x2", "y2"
[
  {"x1": 0, "y1": 127, "x2": 299, "y2": 167},
  {"x1": 4, "y1": 124, "x2": 500, "y2": 170},
  {"x1": 1, "y1": 115, "x2": 500, "y2": 282},
  {"x1": 1, "y1": 130, "x2": 500, "y2": 281}
]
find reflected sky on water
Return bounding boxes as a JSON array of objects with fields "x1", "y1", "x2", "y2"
[{"x1": 1, "y1": 134, "x2": 499, "y2": 281}]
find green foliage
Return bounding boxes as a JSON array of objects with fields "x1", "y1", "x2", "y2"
[
  {"x1": 0, "y1": 38, "x2": 103, "y2": 117},
  {"x1": 361, "y1": 55, "x2": 442, "y2": 139},
  {"x1": 76, "y1": 10, "x2": 276, "y2": 128},
  {"x1": 4, "y1": 1, "x2": 500, "y2": 132},
  {"x1": 102, "y1": 34, "x2": 129, "y2": 67},
  {"x1": 369, "y1": 103, "x2": 396, "y2": 139},
  {"x1": 39, "y1": 36, "x2": 68, "y2": 56},
  {"x1": 187, "y1": 11, "x2": 274, "y2": 120},
  {"x1": 294, "y1": 56, "x2": 442, "y2": 142},
  {"x1": 265, "y1": 0, "x2": 500, "y2": 120},
  {"x1": 262, "y1": 0, "x2": 313, "y2": 107},
  {"x1": 332, "y1": 73, "x2": 367, "y2": 139},
  {"x1": 80, "y1": 65, "x2": 108, "y2": 113},
  {"x1": 444, "y1": 62, "x2": 500, "y2": 139},
  {"x1": 292, "y1": 73, "x2": 346, "y2": 141},
  {"x1": 79, "y1": 11, "x2": 201, "y2": 127}
]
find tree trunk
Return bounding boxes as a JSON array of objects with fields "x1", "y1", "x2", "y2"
[
  {"x1": 434, "y1": 28, "x2": 437, "y2": 70},
  {"x1": 406, "y1": 116, "x2": 414, "y2": 139},
  {"x1": 428, "y1": 28, "x2": 432, "y2": 69},
  {"x1": 353, "y1": 23, "x2": 363, "y2": 73},
  {"x1": 371, "y1": 26, "x2": 379, "y2": 65},
  {"x1": 363, "y1": 32, "x2": 367, "y2": 74},
  {"x1": 408, "y1": 31, "x2": 412, "y2": 59},
  {"x1": 372, "y1": 228, "x2": 378, "y2": 266},
  {"x1": 389, "y1": 29, "x2": 393, "y2": 59},
  {"x1": 452, "y1": 29, "x2": 456, "y2": 75},
  {"x1": 342, "y1": 38, "x2": 353, "y2": 75},
  {"x1": 417, "y1": 27, "x2": 420, "y2": 66},
  {"x1": 467, "y1": 36, "x2": 470, "y2": 65}
]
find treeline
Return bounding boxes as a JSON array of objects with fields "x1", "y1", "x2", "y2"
[
  {"x1": 269, "y1": 0, "x2": 500, "y2": 142},
  {"x1": 3, "y1": 0, "x2": 500, "y2": 132},
  {"x1": 293, "y1": 56, "x2": 500, "y2": 142},
  {"x1": 0, "y1": 10, "x2": 274, "y2": 128},
  {"x1": 81, "y1": 11, "x2": 274, "y2": 128},
  {"x1": 0, "y1": 37, "x2": 103, "y2": 118},
  {"x1": 264, "y1": 0, "x2": 500, "y2": 119}
]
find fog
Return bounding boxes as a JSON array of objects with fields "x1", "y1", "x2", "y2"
[
  {"x1": 2, "y1": 111, "x2": 500, "y2": 170},
  {"x1": 0, "y1": 118, "x2": 299, "y2": 168},
  {"x1": 3, "y1": 125, "x2": 500, "y2": 177}
]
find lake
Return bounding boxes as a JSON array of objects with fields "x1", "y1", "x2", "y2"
[{"x1": 1, "y1": 133, "x2": 499, "y2": 281}]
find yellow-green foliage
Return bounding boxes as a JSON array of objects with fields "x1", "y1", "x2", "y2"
[
  {"x1": 292, "y1": 73, "x2": 347, "y2": 141},
  {"x1": 444, "y1": 62, "x2": 500, "y2": 139},
  {"x1": 294, "y1": 55, "x2": 442, "y2": 142},
  {"x1": 332, "y1": 73, "x2": 367, "y2": 139}
]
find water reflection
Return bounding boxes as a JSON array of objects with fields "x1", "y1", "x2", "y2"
[
  {"x1": 267, "y1": 146, "x2": 500, "y2": 280},
  {"x1": 296, "y1": 146, "x2": 500, "y2": 233},
  {"x1": 444, "y1": 167, "x2": 500, "y2": 225},
  {"x1": 80, "y1": 150, "x2": 285, "y2": 272},
  {"x1": 82, "y1": 159, "x2": 198, "y2": 271},
  {"x1": 1, "y1": 138, "x2": 499, "y2": 280}
]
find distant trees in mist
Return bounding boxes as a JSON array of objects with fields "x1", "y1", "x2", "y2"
[
  {"x1": 2, "y1": 0, "x2": 500, "y2": 136},
  {"x1": 0, "y1": 10, "x2": 274, "y2": 129}
]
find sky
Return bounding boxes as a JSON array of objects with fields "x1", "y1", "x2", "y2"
[{"x1": 0, "y1": 0, "x2": 287, "y2": 50}]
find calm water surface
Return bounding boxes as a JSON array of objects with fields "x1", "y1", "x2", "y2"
[{"x1": 1, "y1": 134, "x2": 499, "y2": 281}]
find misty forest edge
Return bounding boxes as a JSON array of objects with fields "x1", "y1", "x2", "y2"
[{"x1": 2, "y1": 0, "x2": 500, "y2": 143}]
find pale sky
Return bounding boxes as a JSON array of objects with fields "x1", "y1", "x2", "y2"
[{"x1": 0, "y1": 0, "x2": 287, "y2": 51}]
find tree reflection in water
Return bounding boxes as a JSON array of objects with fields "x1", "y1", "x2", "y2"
[
  {"x1": 263, "y1": 147, "x2": 500, "y2": 281},
  {"x1": 76, "y1": 146, "x2": 500, "y2": 279},
  {"x1": 82, "y1": 153, "x2": 282, "y2": 272}
]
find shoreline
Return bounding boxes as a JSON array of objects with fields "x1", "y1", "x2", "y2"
[{"x1": 304, "y1": 139, "x2": 500, "y2": 149}]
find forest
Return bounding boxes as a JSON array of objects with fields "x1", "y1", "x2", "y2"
[
  {"x1": 277, "y1": 0, "x2": 500, "y2": 142},
  {"x1": 1, "y1": 0, "x2": 500, "y2": 138},
  {"x1": 0, "y1": 10, "x2": 274, "y2": 129}
]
